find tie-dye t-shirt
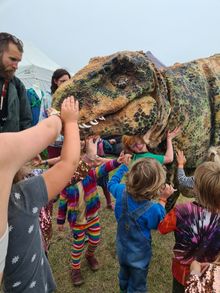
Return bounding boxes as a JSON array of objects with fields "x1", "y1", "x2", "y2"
[
  {"x1": 174, "y1": 202, "x2": 220, "y2": 263},
  {"x1": 158, "y1": 201, "x2": 220, "y2": 285}
]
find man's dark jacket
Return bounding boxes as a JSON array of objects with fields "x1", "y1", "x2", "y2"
[{"x1": 0, "y1": 76, "x2": 32, "y2": 132}]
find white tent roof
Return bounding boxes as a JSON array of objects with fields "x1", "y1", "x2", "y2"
[{"x1": 16, "y1": 41, "x2": 61, "y2": 93}]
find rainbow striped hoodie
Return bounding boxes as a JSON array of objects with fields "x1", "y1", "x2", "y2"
[{"x1": 57, "y1": 159, "x2": 120, "y2": 228}]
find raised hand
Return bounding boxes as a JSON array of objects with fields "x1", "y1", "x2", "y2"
[
  {"x1": 176, "y1": 149, "x2": 186, "y2": 168},
  {"x1": 167, "y1": 126, "x2": 181, "y2": 140},
  {"x1": 85, "y1": 135, "x2": 100, "y2": 159},
  {"x1": 117, "y1": 151, "x2": 132, "y2": 166},
  {"x1": 61, "y1": 96, "x2": 79, "y2": 124},
  {"x1": 159, "y1": 183, "x2": 177, "y2": 200}
]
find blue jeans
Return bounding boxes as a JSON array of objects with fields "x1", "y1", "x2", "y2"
[{"x1": 119, "y1": 265, "x2": 149, "y2": 293}]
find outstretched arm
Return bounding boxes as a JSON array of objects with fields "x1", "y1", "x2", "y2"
[
  {"x1": 176, "y1": 149, "x2": 194, "y2": 189},
  {"x1": 0, "y1": 105, "x2": 62, "y2": 282},
  {"x1": 42, "y1": 97, "x2": 80, "y2": 201},
  {"x1": 164, "y1": 127, "x2": 181, "y2": 164}
]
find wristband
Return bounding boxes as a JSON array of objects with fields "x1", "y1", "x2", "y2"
[{"x1": 47, "y1": 108, "x2": 61, "y2": 118}]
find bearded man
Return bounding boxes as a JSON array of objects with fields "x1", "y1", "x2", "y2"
[{"x1": 0, "y1": 32, "x2": 32, "y2": 132}]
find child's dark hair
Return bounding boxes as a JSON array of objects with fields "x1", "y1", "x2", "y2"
[
  {"x1": 126, "y1": 158, "x2": 166, "y2": 201},
  {"x1": 194, "y1": 161, "x2": 220, "y2": 212}
]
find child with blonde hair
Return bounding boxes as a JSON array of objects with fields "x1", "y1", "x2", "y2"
[
  {"x1": 108, "y1": 158, "x2": 175, "y2": 293},
  {"x1": 158, "y1": 161, "x2": 220, "y2": 293}
]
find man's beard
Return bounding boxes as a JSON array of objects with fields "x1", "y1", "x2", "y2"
[{"x1": 0, "y1": 57, "x2": 15, "y2": 80}]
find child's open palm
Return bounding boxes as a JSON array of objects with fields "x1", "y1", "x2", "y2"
[{"x1": 61, "y1": 96, "x2": 79, "y2": 124}]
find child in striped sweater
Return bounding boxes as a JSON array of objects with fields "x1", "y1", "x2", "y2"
[{"x1": 57, "y1": 151, "x2": 131, "y2": 286}]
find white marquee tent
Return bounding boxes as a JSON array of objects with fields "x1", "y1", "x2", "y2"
[{"x1": 16, "y1": 41, "x2": 61, "y2": 93}]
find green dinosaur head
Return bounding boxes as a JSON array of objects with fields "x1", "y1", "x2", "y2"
[{"x1": 53, "y1": 51, "x2": 171, "y2": 146}]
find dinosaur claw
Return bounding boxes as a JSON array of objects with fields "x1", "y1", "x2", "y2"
[{"x1": 98, "y1": 116, "x2": 105, "y2": 121}]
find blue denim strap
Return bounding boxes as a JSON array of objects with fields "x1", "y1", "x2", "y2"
[
  {"x1": 130, "y1": 200, "x2": 153, "y2": 220},
  {"x1": 121, "y1": 190, "x2": 129, "y2": 214},
  {"x1": 121, "y1": 191, "x2": 153, "y2": 220}
]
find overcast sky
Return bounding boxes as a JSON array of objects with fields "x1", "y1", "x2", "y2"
[{"x1": 0, "y1": 0, "x2": 219, "y2": 73}]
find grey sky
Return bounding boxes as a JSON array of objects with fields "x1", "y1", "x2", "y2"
[{"x1": 0, "y1": 0, "x2": 219, "y2": 73}]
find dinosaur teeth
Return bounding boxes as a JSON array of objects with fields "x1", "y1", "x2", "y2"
[
  {"x1": 90, "y1": 119, "x2": 99, "y2": 125},
  {"x1": 79, "y1": 124, "x2": 85, "y2": 129},
  {"x1": 79, "y1": 123, "x2": 92, "y2": 129},
  {"x1": 98, "y1": 116, "x2": 105, "y2": 121},
  {"x1": 79, "y1": 117, "x2": 104, "y2": 129}
]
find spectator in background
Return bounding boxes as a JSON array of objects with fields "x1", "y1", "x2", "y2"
[
  {"x1": 39, "y1": 68, "x2": 71, "y2": 158},
  {"x1": 0, "y1": 32, "x2": 32, "y2": 132}
]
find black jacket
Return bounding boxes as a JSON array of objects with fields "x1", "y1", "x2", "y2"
[{"x1": 0, "y1": 76, "x2": 32, "y2": 132}]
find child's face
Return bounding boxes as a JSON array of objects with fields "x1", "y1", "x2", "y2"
[{"x1": 129, "y1": 138, "x2": 148, "y2": 153}]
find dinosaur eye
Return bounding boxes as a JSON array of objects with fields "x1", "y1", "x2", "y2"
[{"x1": 116, "y1": 77, "x2": 128, "y2": 89}]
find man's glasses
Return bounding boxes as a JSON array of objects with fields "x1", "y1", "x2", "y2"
[{"x1": 0, "y1": 33, "x2": 23, "y2": 48}]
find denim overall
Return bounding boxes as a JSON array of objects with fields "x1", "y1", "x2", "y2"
[{"x1": 116, "y1": 192, "x2": 153, "y2": 293}]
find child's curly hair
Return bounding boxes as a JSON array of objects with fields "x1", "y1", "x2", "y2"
[
  {"x1": 194, "y1": 161, "x2": 220, "y2": 213},
  {"x1": 125, "y1": 158, "x2": 166, "y2": 201}
]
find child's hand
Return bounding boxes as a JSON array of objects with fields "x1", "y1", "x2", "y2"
[
  {"x1": 159, "y1": 184, "x2": 176, "y2": 200},
  {"x1": 85, "y1": 136, "x2": 100, "y2": 158},
  {"x1": 167, "y1": 126, "x2": 181, "y2": 140},
  {"x1": 190, "y1": 260, "x2": 201, "y2": 274},
  {"x1": 176, "y1": 149, "x2": 186, "y2": 168},
  {"x1": 109, "y1": 139, "x2": 116, "y2": 144},
  {"x1": 60, "y1": 96, "x2": 79, "y2": 124},
  {"x1": 117, "y1": 151, "x2": 132, "y2": 165}
]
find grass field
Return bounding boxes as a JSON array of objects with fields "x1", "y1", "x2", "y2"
[{"x1": 49, "y1": 188, "x2": 178, "y2": 293}]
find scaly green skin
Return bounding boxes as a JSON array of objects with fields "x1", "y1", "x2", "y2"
[{"x1": 53, "y1": 51, "x2": 220, "y2": 169}]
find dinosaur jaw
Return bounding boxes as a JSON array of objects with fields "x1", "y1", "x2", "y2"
[{"x1": 77, "y1": 95, "x2": 156, "y2": 137}]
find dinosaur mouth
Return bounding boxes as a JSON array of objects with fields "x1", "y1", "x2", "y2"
[{"x1": 78, "y1": 116, "x2": 105, "y2": 129}]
